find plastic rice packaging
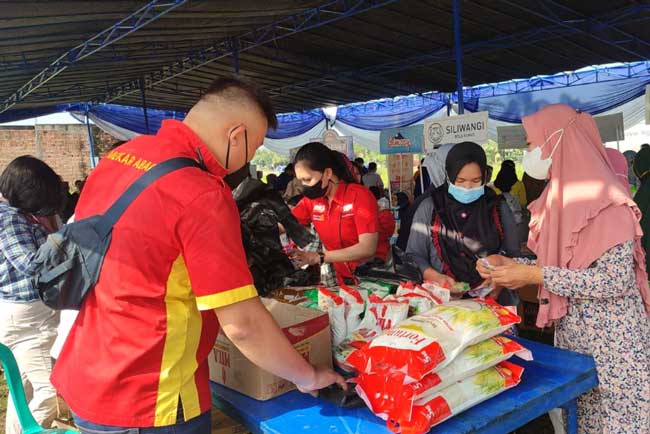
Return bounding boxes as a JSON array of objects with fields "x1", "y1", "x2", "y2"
[
  {"x1": 334, "y1": 307, "x2": 383, "y2": 372},
  {"x1": 384, "y1": 294, "x2": 435, "y2": 316},
  {"x1": 397, "y1": 281, "x2": 450, "y2": 305},
  {"x1": 389, "y1": 361, "x2": 524, "y2": 434},
  {"x1": 347, "y1": 299, "x2": 521, "y2": 382},
  {"x1": 354, "y1": 336, "x2": 531, "y2": 421},
  {"x1": 368, "y1": 294, "x2": 409, "y2": 331},
  {"x1": 340, "y1": 285, "x2": 366, "y2": 332},
  {"x1": 318, "y1": 287, "x2": 347, "y2": 346},
  {"x1": 358, "y1": 279, "x2": 395, "y2": 299}
]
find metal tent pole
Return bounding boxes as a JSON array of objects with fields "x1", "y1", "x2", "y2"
[
  {"x1": 85, "y1": 104, "x2": 96, "y2": 169},
  {"x1": 233, "y1": 46, "x2": 240, "y2": 74},
  {"x1": 453, "y1": 0, "x2": 464, "y2": 115},
  {"x1": 139, "y1": 77, "x2": 150, "y2": 134}
]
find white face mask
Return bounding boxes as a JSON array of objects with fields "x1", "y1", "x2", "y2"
[{"x1": 522, "y1": 117, "x2": 577, "y2": 180}]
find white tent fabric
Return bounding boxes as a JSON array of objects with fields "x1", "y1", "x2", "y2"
[
  {"x1": 332, "y1": 106, "x2": 451, "y2": 152},
  {"x1": 262, "y1": 120, "x2": 327, "y2": 156},
  {"x1": 70, "y1": 112, "x2": 140, "y2": 141}
]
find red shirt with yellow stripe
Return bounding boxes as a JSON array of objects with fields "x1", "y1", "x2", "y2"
[{"x1": 51, "y1": 120, "x2": 257, "y2": 427}]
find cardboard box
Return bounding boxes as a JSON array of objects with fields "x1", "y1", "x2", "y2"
[
  {"x1": 209, "y1": 298, "x2": 332, "y2": 401},
  {"x1": 518, "y1": 284, "x2": 539, "y2": 304},
  {"x1": 211, "y1": 408, "x2": 249, "y2": 434}
]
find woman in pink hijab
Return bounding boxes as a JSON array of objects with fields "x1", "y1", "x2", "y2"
[
  {"x1": 478, "y1": 104, "x2": 650, "y2": 433},
  {"x1": 605, "y1": 147, "x2": 631, "y2": 192}
]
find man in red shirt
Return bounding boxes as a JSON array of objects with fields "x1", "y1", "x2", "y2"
[{"x1": 52, "y1": 78, "x2": 344, "y2": 434}]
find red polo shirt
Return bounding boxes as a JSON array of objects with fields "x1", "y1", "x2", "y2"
[
  {"x1": 51, "y1": 120, "x2": 257, "y2": 427},
  {"x1": 292, "y1": 183, "x2": 379, "y2": 280}
]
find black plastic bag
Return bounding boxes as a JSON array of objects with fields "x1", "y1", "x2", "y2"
[{"x1": 232, "y1": 178, "x2": 316, "y2": 296}]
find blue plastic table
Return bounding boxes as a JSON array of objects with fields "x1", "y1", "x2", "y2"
[{"x1": 211, "y1": 338, "x2": 598, "y2": 434}]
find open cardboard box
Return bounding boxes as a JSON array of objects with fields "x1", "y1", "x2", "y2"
[{"x1": 209, "y1": 298, "x2": 332, "y2": 401}]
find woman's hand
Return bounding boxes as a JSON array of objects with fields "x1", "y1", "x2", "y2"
[
  {"x1": 490, "y1": 264, "x2": 543, "y2": 289},
  {"x1": 476, "y1": 255, "x2": 516, "y2": 279},
  {"x1": 290, "y1": 250, "x2": 321, "y2": 267},
  {"x1": 423, "y1": 268, "x2": 456, "y2": 288}
]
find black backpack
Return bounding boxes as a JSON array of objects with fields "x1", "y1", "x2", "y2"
[{"x1": 33, "y1": 157, "x2": 201, "y2": 310}]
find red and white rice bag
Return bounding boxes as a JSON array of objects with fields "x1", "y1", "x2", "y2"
[
  {"x1": 334, "y1": 306, "x2": 383, "y2": 371},
  {"x1": 368, "y1": 294, "x2": 409, "y2": 330},
  {"x1": 339, "y1": 284, "x2": 366, "y2": 332},
  {"x1": 318, "y1": 287, "x2": 347, "y2": 346},
  {"x1": 347, "y1": 299, "x2": 521, "y2": 381},
  {"x1": 390, "y1": 361, "x2": 524, "y2": 434},
  {"x1": 354, "y1": 336, "x2": 531, "y2": 421},
  {"x1": 397, "y1": 281, "x2": 450, "y2": 305},
  {"x1": 384, "y1": 294, "x2": 435, "y2": 316}
]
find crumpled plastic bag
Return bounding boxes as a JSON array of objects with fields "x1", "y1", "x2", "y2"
[{"x1": 231, "y1": 178, "x2": 316, "y2": 296}]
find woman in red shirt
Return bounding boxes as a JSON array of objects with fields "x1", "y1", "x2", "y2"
[{"x1": 291, "y1": 142, "x2": 380, "y2": 284}]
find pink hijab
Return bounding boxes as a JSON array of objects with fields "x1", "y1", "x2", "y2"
[
  {"x1": 605, "y1": 147, "x2": 630, "y2": 191},
  {"x1": 522, "y1": 104, "x2": 650, "y2": 328}
]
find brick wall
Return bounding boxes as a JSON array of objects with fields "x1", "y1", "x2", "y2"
[{"x1": 0, "y1": 124, "x2": 119, "y2": 185}]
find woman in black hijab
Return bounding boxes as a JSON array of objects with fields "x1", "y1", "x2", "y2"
[{"x1": 406, "y1": 142, "x2": 520, "y2": 299}]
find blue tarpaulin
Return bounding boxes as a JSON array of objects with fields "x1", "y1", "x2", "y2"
[
  {"x1": 335, "y1": 92, "x2": 447, "y2": 130},
  {"x1": 1, "y1": 61, "x2": 649, "y2": 147}
]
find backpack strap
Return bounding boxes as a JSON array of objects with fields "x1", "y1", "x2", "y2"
[{"x1": 95, "y1": 157, "x2": 202, "y2": 238}]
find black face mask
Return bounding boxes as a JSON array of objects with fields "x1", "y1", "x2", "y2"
[{"x1": 303, "y1": 177, "x2": 329, "y2": 199}]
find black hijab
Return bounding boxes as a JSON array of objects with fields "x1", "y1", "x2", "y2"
[
  {"x1": 431, "y1": 142, "x2": 503, "y2": 287},
  {"x1": 493, "y1": 160, "x2": 518, "y2": 193}
]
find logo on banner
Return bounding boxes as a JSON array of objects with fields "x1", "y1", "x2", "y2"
[
  {"x1": 388, "y1": 133, "x2": 411, "y2": 150},
  {"x1": 427, "y1": 123, "x2": 444, "y2": 147},
  {"x1": 424, "y1": 112, "x2": 489, "y2": 149}
]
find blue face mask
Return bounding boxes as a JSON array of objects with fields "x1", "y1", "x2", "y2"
[{"x1": 448, "y1": 183, "x2": 485, "y2": 204}]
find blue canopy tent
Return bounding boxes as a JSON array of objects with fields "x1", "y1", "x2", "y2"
[
  {"x1": 2, "y1": 60, "x2": 649, "y2": 156},
  {"x1": 2, "y1": 1, "x2": 649, "y2": 158}
]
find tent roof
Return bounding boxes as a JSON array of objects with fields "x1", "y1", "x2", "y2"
[{"x1": 1, "y1": 0, "x2": 649, "y2": 114}]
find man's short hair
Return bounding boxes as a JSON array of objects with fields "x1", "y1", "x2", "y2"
[
  {"x1": 202, "y1": 76, "x2": 278, "y2": 130},
  {"x1": 355, "y1": 157, "x2": 364, "y2": 165},
  {"x1": 368, "y1": 162, "x2": 377, "y2": 171}
]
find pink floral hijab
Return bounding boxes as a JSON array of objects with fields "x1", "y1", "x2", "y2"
[{"x1": 522, "y1": 104, "x2": 650, "y2": 327}]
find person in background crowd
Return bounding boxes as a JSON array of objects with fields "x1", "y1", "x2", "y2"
[
  {"x1": 522, "y1": 172, "x2": 547, "y2": 204},
  {"x1": 480, "y1": 104, "x2": 650, "y2": 434},
  {"x1": 0, "y1": 156, "x2": 63, "y2": 434},
  {"x1": 369, "y1": 186, "x2": 395, "y2": 263},
  {"x1": 406, "y1": 142, "x2": 519, "y2": 306},
  {"x1": 275, "y1": 163, "x2": 294, "y2": 192},
  {"x1": 62, "y1": 181, "x2": 79, "y2": 221},
  {"x1": 642, "y1": 143, "x2": 650, "y2": 150},
  {"x1": 624, "y1": 150, "x2": 640, "y2": 193},
  {"x1": 633, "y1": 146, "x2": 650, "y2": 273},
  {"x1": 266, "y1": 173, "x2": 278, "y2": 188},
  {"x1": 413, "y1": 158, "x2": 431, "y2": 198},
  {"x1": 52, "y1": 77, "x2": 344, "y2": 434},
  {"x1": 290, "y1": 142, "x2": 380, "y2": 284},
  {"x1": 283, "y1": 173, "x2": 304, "y2": 201},
  {"x1": 74, "y1": 179, "x2": 85, "y2": 194},
  {"x1": 493, "y1": 160, "x2": 527, "y2": 207},
  {"x1": 397, "y1": 144, "x2": 455, "y2": 251},
  {"x1": 354, "y1": 157, "x2": 368, "y2": 175},
  {"x1": 362, "y1": 162, "x2": 384, "y2": 190},
  {"x1": 605, "y1": 148, "x2": 631, "y2": 192}
]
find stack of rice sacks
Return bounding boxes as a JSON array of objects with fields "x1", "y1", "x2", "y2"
[{"x1": 342, "y1": 286, "x2": 530, "y2": 434}]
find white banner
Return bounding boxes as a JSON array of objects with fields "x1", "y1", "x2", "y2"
[
  {"x1": 310, "y1": 129, "x2": 354, "y2": 159},
  {"x1": 424, "y1": 111, "x2": 488, "y2": 150},
  {"x1": 497, "y1": 112, "x2": 625, "y2": 149}
]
